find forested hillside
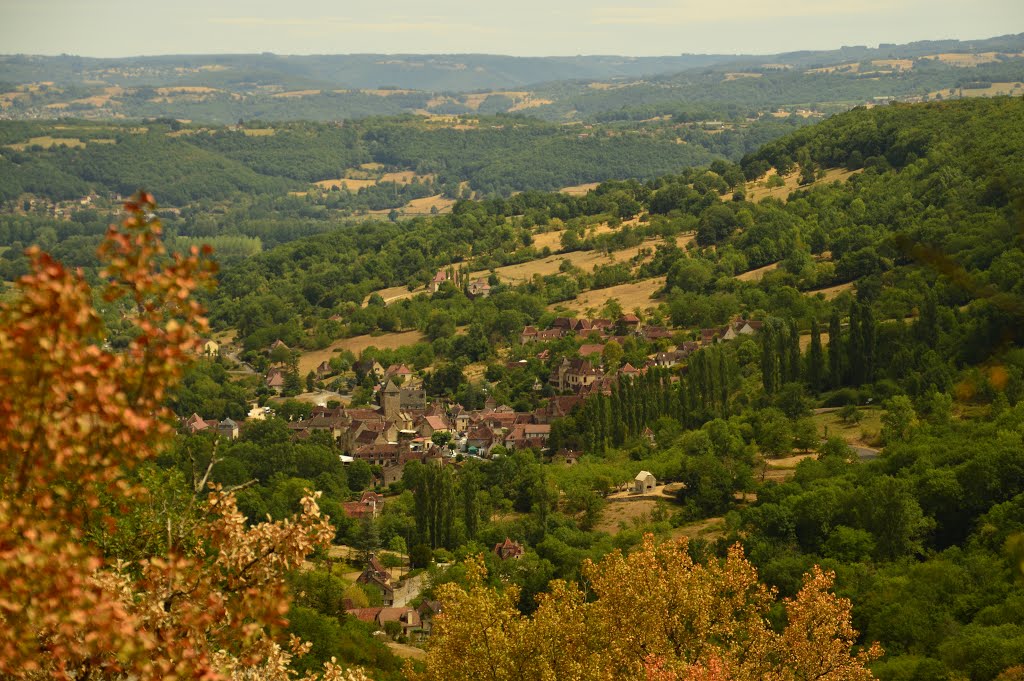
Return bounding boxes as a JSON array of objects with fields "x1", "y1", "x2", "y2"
[{"x1": 4, "y1": 93, "x2": 1024, "y2": 680}]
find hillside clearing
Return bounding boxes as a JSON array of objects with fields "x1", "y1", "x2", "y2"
[
  {"x1": 805, "y1": 281, "x2": 855, "y2": 299},
  {"x1": 550, "y1": 277, "x2": 665, "y2": 315},
  {"x1": 735, "y1": 261, "x2": 780, "y2": 282},
  {"x1": 297, "y1": 330, "x2": 426, "y2": 374}
]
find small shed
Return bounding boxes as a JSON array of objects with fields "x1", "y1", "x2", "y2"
[{"x1": 634, "y1": 470, "x2": 656, "y2": 494}]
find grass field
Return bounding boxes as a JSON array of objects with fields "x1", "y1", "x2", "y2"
[
  {"x1": 735, "y1": 261, "x2": 780, "y2": 282},
  {"x1": 594, "y1": 499, "x2": 660, "y2": 534},
  {"x1": 550, "y1": 276, "x2": 666, "y2": 315},
  {"x1": 297, "y1": 330, "x2": 425, "y2": 374},
  {"x1": 743, "y1": 168, "x2": 859, "y2": 203},
  {"x1": 927, "y1": 82, "x2": 1024, "y2": 100},
  {"x1": 6, "y1": 136, "x2": 86, "y2": 150},
  {"x1": 314, "y1": 177, "x2": 378, "y2": 190},
  {"x1": 812, "y1": 406, "x2": 884, "y2": 447},
  {"x1": 804, "y1": 281, "x2": 855, "y2": 300},
  {"x1": 560, "y1": 182, "x2": 601, "y2": 196},
  {"x1": 271, "y1": 89, "x2": 321, "y2": 98}
]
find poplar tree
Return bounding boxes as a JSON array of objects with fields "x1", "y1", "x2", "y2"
[
  {"x1": 761, "y1": 323, "x2": 779, "y2": 395},
  {"x1": 788, "y1": 318, "x2": 802, "y2": 383},
  {"x1": 808, "y1": 317, "x2": 825, "y2": 392},
  {"x1": 829, "y1": 309, "x2": 843, "y2": 389}
]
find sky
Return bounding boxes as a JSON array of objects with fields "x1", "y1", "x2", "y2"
[{"x1": 0, "y1": 0, "x2": 1022, "y2": 57}]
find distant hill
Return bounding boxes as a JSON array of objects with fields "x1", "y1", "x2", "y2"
[{"x1": 1, "y1": 34, "x2": 1023, "y2": 123}]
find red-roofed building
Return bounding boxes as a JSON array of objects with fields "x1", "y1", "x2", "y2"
[{"x1": 493, "y1": 537, "x2": 525, "y2": 560}]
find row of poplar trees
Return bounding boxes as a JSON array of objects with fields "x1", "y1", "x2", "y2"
[{"x1": 558, "y1": 294, "x2": 943, "y2": 454}]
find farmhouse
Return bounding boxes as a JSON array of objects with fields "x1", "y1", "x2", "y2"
[
  {"x1": 634, "y1": 470, "x2": 657, "y2": 494},
  {"x1": 493, "y1": 537, "x2": 525, "y2": 560}
]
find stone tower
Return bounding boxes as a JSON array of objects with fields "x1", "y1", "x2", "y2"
[{"x1": 382, "y1": 379, "x2": 401, "y2": 420}]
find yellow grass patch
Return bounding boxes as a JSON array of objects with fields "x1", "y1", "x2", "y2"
[
  {"x1": 560, "y1": 182, "x2": 602, "y2": 196},
  {"x1": 380, "y1": 171, "x2": 425, "y2": 184},
  {"x1": 364, "y1": 284, "x2": 425, "y2": 306},
  {"x1": 297, "y1": 330, "x2": 426, "y2": 374},
  {"x1": 472, "y1": 240, "x2": 654, "y2": 285},
  {"x1": 927, "y1": 82, "x2": 1024, "y2": 100},
  {"x1": 550, "y1": 276, "x2": 666, "y2": 315},
  {"x1": 743, "y1": 167, "x2": 859, "y2": 203},
  {"x1": 872, "y1": 59, "x2": 914, "y2": 71},
  {"x1": 90, "y1": 138, "x2": 117, "y2": 145},
  {"x1": 509, "y1": 96, "x2": 553, "y2": 111},
  {"x1": 155, "y1": 86, "x2": 219, "y2": 95},
  {"x1": 923, "y1": 52, "x2": 1021, "y2": 67},
  {"x1": 724, "y1": 72, "x2": 763, "y2": 81},
  {"x1": 314, "y1": 177, "x2": 378, "y2": 190},
  {"x1": 806, "y1": 62, "x2": 860, "y2": 74},
  {"x1": 241, "y1": 128, "x2": 276, "y2": 136},
  {"x1": 804, "y1": 281, "x2": 855, "y2": 300},
  {"x1": 361, "y1": 89, "x2": 419, "y2": 96},
  {"x1": 812, "y1": 407, "x2": 883, "y2": 448},
  {"x1": 6, "y1": 136, "x2": 86, "y2": 151},
  {"x1": 271, "y1": 89, "x2": 321, "y2": 98},
  {"x1": 734, "y1": 261, "x2": 780, "y2": 282},
  {"x1": 400, "y1": 194, "x2": 455, "y2": 214},
  {"x1": 360, "y1": 162, "x2": 384, "y2": 170},
  {"x1": 594, "y1": 499, "x2": 660, "y2": 534}
]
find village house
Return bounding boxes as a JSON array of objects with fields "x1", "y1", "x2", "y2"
[
  {"x1": 342, "y1": 490, "x2": 386, "y2": 519},
  {"x1": 493, "y1": 537, "x2": 525, "y2": 560},
  {"x1": 504, "y1": 423, "x2": 551, "y2": 451},
  {"x1": 550, "y1": 357, "x2": 603, "y2": 392},
  {"x1": 182, "y1": 413, "x2": 216, "y2": 435},
  {"x1": 356, "y1": 556, "x2": 394, "y2": 606},
  {"x1": 265, "y1": 367, "x2": 285, "y2": 392},
  {"x1": 416, "y1": 600, "x2": 443, "y2": 637},
  {"x1": 216, "y1": 418, "x2": 239, "y2": 440},
  {"x1": 315, "y1": 360, "x2": 333, "y2": 380},
  {"x1": 467, "y1": 278, "x2": 492, "y2": 298},
  {"x1": 634, "y1": 470, "x2": 657, "y2": 494},
  {"x1": 353, "y1": 358, "x2": 385, "y2": 381},
  {"x1": 200, "y1": 338, "x2": 220, "y2": 357}
]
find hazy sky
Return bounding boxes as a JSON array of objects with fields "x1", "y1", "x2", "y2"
[{"x1": 1, "y1": 0, "x2": 1021, "y2": 57}]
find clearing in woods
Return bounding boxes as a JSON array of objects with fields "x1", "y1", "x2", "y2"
[
  {"x1": 734, "y1": 261, "x2": 780, "y2": 282},
  {"x1": 743, "y1": 168, "x2": 859, "y2": 203},
  {"x1": 560, "y1": 182, "x2": 602, "y2": 196},
  {"x1": 804, "y1": 281, "x2": 855, "y2": 300},
  {"x1": 550, "y1": 277, "x2": 666, "y2": 314},
  {"x1": 297, "y1": 330, "x2": 426, "y2": 374},
  {"x1": 6, "y1": 136, "x2": 86, "y2": 150},
  {"x1": 313, "y1": 177, "x2": 377, "y2": 190}
]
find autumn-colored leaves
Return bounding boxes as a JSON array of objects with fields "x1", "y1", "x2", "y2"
[
  {"x1": 0, "y1": 194, "x2": 353, "y2": 680},
  {"x1": 417, "y1": 535, "x2": 881, "y2": 681}
]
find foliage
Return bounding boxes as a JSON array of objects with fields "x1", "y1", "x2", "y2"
[
  {"x1": 413, "y1": 535, "x2": 880, "y2": 680},
  {"x1": 0, "y1": 195, "x2": 357, "y2": 679}
]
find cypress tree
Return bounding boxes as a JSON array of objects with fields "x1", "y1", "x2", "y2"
[
  {"x1": 788, "y1": 318, "x2": 801, "y2": 383},
  {"x1": 847, "y1": 302, "x2": 864, "y2": 386},
  {"x1": 777, "y1": 322, "x2": 790, "y2": 386},
  {"x1": 761, "y1": 323, "x2": 778, "y2": 395},
  {"x1": 861, "y1": 304, "x2": 876, "y2": 384},
  {"x1": 717, "y1": 348, "x2": 730, "y2": 417},
  {"x1": 808, "y1": 317, "x2": 824, "y2": 392},
  {"x1": 829, "y1": 309, "x2": 843, "y2": 388}
]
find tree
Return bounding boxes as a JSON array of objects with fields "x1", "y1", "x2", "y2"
[
  {"x1": 829, "y1": 309, "x2": 843, "y2": 389},
  {"x1": 602, "y1": 340, "x2": 624, "y2": 373},
  {"x1": 808, "y1": 317, "x2": 825, "y2": 392},
  {"x1": 881, "y1": 395, "x2": 918, "y2": 444},
  {"x1": 0, "y1": 194, "x2": 354, "y2": 679},
  {"x1": 412, "y1": 535, "x2": 881, "y2": 681}
]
